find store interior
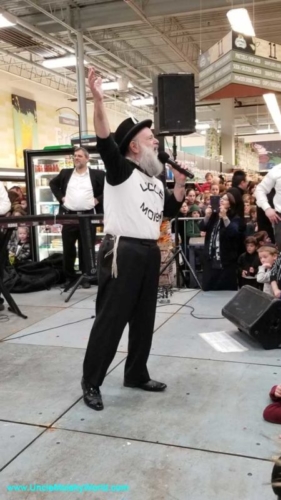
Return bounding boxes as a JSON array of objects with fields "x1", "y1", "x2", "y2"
[{"x1": 1, "y1": 1, "x2": 281, "y2": 499}]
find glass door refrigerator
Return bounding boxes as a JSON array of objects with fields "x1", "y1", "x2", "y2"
[{"x1": 24, "y1": 146, "x2": 105, "y2": 262}]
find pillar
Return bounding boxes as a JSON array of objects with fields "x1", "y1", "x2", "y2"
[
  {"x1": 220, "y1": 98, "x2": 235, "y2": 165},
  {"x1": 76, "y1": 31, "x2": 88, "y2": 139}
]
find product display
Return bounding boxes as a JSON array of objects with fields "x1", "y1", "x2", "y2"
[{"x1": 24, "y1": 147, "x2": 105, "y2": 263}]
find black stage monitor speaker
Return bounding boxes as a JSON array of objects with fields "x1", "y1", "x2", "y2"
[
  {"x1": 153, "y1": 73, "x2": 196, "y2": 136},
  {"x1": 222, "y1": 285, "x2": 281, "y2": 350}
]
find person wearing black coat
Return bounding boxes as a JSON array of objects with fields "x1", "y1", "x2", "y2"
[
  {"x1": 49, "y1": 147, "x2": 105, "y2": 286},
  {"x1": 199, "y1": 192, "x2": 242, "y2": 291}
]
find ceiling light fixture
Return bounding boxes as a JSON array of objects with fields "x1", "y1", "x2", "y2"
[
  {"x1": 256, "y1": 128, "x2": 275, "y2": 134},
  {"x1": 263, "y1": 93, "x2": 281, "y2": 134},
  {"x1": 0, "y1": 12, "x2": 16, "y2": 28},
  {"x1": 196, "y1": 123, "x2": 210, "y2": 130},
  {"x1": 102, "y1": 80, "x2": 133, "y2": 91},
  {"x1": 42, "y1": 55, "x2": 86, "y2": 68},
  {"x1": 227, "y1": 8, "x2": 255, "y2": 36},
  {"x1": 131, "y1": 97, "x2": 154, "y2": 107}
]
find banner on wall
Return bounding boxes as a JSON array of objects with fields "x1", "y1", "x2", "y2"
[
  {"x1": 252, "y1": 141, "x2": 281, "y2": 170},
  {"x1": 11, "y1": 94, "x2": 38, "y2": 168},
  {"x1": 198, "y1": 32, "x2": 281, "y2": 100}
]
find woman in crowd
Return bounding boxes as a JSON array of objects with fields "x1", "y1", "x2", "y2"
[
  {"x1": 199, "y1": 192, "x2": 242, "y2": 291},
  {"x1": 185, "y1": 188, "x2": 196, "y2": 209}
]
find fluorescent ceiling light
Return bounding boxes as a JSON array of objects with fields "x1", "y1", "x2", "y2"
[
  {"x1": 42, "y1": 55, "x2": 82, "y2": 68},
  {"x1": 196, "y1": 123, "x2": 210, "y2": 130},
  {"x1": 0, "y1": 13, "x2": 16, "y2": 27},
  {"x1": 263, "y1": 93, "x2": 281, "y2": 134},
  {"x1": 132, "y1": 97, "x2": 154, "y2": 107},
  {"x1": 102, "y1": 80, "x2": 133, "y2": 91},
  {"x1": 256, "y1": 128, "x2": 275, "y2": 134},
  {"x1": 227, "y1": 8, "x2": 255, "y2": 36}
]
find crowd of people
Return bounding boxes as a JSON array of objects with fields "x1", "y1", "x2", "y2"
[
  {"x1": 0, "y1": 182, "x2": 31, "y2": 310},
  {"x1": 175, "y1": 169, "x2": 281, "y2": 297}
]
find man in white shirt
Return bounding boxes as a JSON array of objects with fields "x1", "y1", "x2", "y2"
[
  {"x1": 50, "y1": 147, "x2": 104, "y2": 288},
  {"x1": 255, "y1": 164, "x2": 281, "y2": 250},
  {"x1": 0, "y1": 181, "x2": 11, "y2": 310}
]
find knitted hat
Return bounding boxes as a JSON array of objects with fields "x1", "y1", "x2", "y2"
[
  {"x1": 188, "y1": 204, "x2": 200, "y2": 214},
  {"x1": 114, "y1": 117, "x2": 152, "y2": 155}
]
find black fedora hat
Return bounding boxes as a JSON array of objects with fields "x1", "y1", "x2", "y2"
[{"x1": 114, "y1": 117, "x2": 152, "y2": 155}]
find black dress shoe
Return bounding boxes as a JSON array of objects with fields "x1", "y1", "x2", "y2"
[
  {"x1": 124, "y1": 379, "x2": 167, "y2": 392},
  {"x1": 81, "y1": 378, "x2": 104, "y2": 411}
]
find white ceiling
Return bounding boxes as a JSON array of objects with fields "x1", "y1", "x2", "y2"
[{"x1": 0, "y1": 0, "x2": 281, "y2": 135}]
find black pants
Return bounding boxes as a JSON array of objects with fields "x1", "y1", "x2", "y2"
[
  {"x1": 83, "y1": 235, "x2": 161, "y2": 387},
  {"x1": 202, "y1": 260, "x2": 238, "y2": 291},
  {"x1": 61, "y1": 209, "x2": 96, "y2": 280}
]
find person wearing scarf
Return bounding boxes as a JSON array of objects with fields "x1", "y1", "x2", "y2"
[{"x1": 199, "y1": 192, "x2": 242, "y2": 291}]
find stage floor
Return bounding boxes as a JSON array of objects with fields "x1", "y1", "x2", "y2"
[{"x1": 0, "y1": 286, "x2": 280, "y2": 499}]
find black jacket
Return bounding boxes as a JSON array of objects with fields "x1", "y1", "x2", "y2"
[
  {"x1": 200, "y1": 213, "x2": 242, "y2": 266},
  {"x1": 49, "y1": 168, "x2": 105, "y2": 213},
  {"x1": 227, "y1": 186, "x2": 245, "y2": 220}
]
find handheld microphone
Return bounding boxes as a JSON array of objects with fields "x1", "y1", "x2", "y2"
[{"x1": 158, "y1": 151, "x2": 194, "y2": 179}]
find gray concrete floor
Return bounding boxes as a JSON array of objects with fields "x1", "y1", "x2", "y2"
[{"x1": 0, "y1": 286, "x2": 280, "y2": 499}]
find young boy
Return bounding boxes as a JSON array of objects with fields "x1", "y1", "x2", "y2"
[
  {"x1": 238, "y1": 236, "x2": 260, "y2": 288},
  {"x1": 270, "y1": 250, "x2": 281, "y2": 299},
  {"x1": 9, "y1": 226, "x2": 31, "y2": 265},
  {"x1": 186, "y1": 205, "x2": 202, "y2": 238},
  {"x1": 257, "y1": 244, "x2": 279, "y2": 295}
]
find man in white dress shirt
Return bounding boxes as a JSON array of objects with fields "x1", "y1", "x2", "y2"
[
  {"x1": 255, "y1": 164, "x2": 281, "y2": 250},
  {"x1": 50, "y1": 147, "x2": 104, "y2": 288}
]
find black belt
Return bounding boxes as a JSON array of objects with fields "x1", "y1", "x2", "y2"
[
  {"x1": 105, "y1": 234, "x2": 157, "y2": 246},
  {"x1": 62, "y1": 208, "x2": 95, "y2": 215}
]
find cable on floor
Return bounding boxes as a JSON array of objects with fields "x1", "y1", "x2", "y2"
[
  {"x1": 157, "y1": 303, "x2": 224, "y2": 320},
  {"x1": 0, "y1": 314, "x2": 9, "y2": 322},
  {"x1": 0, "y1": 315, "x2": 95, "y2": 343}
]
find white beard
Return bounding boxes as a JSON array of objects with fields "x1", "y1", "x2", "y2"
[{"x1": 138, "y1": 145, "x2": 163, "y2": 177}]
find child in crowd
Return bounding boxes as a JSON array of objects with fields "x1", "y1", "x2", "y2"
[
  {"x1": 186, "y1": 205, "x2": 202, "y2": 238},
  {"x1": 195, "y1": 172, "x2": 213, "y2": 193},
  {"x1": 238, "y1": 236, "x2": 260, "y2": 288},
  {"x1": 9, "y1": 226, "x2": 31, "y2": 265},
  {"x1": 263, "y1": 384, "x2": 281, "y2": 424},
  {"x1": 210, "y1": 183, "x2": 220, "y2": 196},
  {"x1": 270, "y1": 251, "x2": 281, "y2": 299},
  {"x1": 246, "y1": 206, "x2": 257, "y2": 236},
  {"x1": 255, "y1": 230, "x2": 271, "y2": 247},
  {"x1": 256, "y1": 244, "x2": 278, "y2": 295}
]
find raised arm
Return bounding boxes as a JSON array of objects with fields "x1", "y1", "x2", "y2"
[{"x1": 88, "y1": 67, "x2": 110, "y2": 139}]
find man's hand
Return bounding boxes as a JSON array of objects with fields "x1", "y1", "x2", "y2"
[
  {"x1": 88, "y1": 67, "x2": 104, "y2": 102},
  {"x1": 205, "y1": 207, "x2": 212, "y2": 217},
  {"x1": 265, "y1": 207, "x2": 281, "y2": 224},
  {"x1": 274, "y1": 289, "x2": 281, "y2": 299},
  {"x1": 242, "y1": 270, "x2": 248, "y2": 278},
  {"x1": 249, "y1": 267, "x2": 255, "y2": 274},
  {"x1": 275, "y1": 385, "x2": 281, "y2": 398},
  {"x1": 172, "y1": 161, "x2": 190, "y2": 185}
]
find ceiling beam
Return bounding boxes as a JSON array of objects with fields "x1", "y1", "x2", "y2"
[
  {"x1": 18, "y1": 0, "x2": 281, "y2": 33},
  {"x1": 123, "y1": 0, "x2": 199, "y2": 74}
]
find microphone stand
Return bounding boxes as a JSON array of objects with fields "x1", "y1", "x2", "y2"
[{"x1": 159, "y1": 135, "x2": 201, "y2": 289}]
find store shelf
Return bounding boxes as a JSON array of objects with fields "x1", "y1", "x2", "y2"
[
  {"x1": 39, "y1": 233, "x2": 62, "y2": 236},
  {"x1": 35, "y1": 172, "x2": 60, "y2": 176},
  {"x1": 37, "y1": 201, "x2": 58, "y2": 205}
]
